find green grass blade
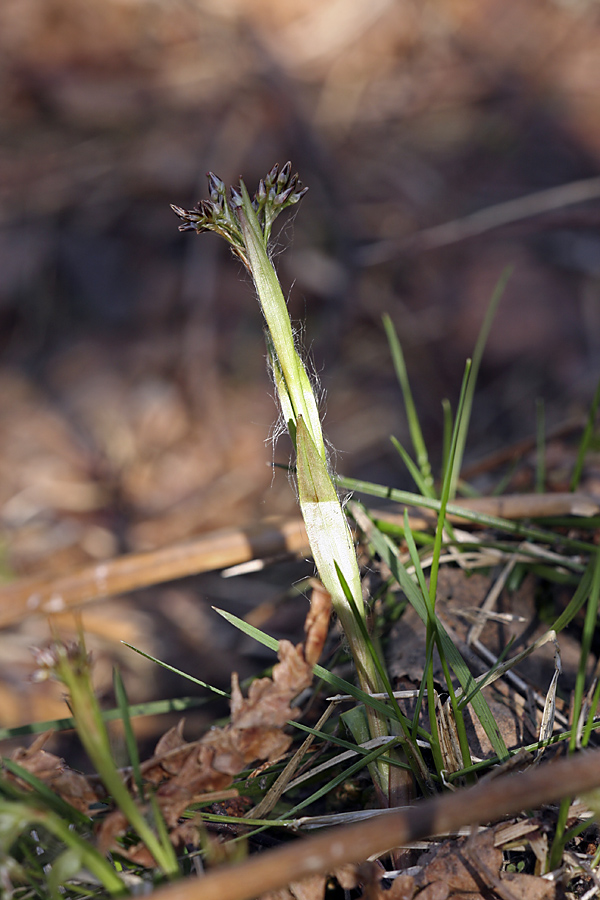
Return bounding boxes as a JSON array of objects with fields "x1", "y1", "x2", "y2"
[
  {"x1": 583, "y1": 675, "x2": 600, "y2": 748},
  {"x1": 291, "y1": 720, "x2": 408, "y2": 767},
  {"x1": 373, "y1": 514, "x2": 434, "y2": 547},
  {"x1": 549, "y1": 549, "x2": 600, "y2": 869},
  {"x1": 550, "y1": 559, "x2": 595, "y2": 633},
  {"x1": 277, "y1": 738, "x2": 401, "y2": 820},
  {"x1": 212, "y1": 606, "x2": 430, "y2": 739},
  {"x1": 402, "y1": 510, "x2": 430, "y2": 601},
  {"x1": 0, "y1": 696, "x2": 212, "y2": 743},
  {"x1": 383, "y1": 314, "x2": 434, "y2": 497},
  {"x1": 113, "y1": 666, "x2": 144, "y2": 801},
  {"x1": 349, "y1": 503, "x2": 508, "y2": 760},
  {"x1": 429, "y1": 359, "x2": 471, "y2": 607},
  {"x1": 441, "y1": 398, "x2": 452, "y2": 480},
  {"x1": 457, "y1": 636, "x2": 516, "y2": 708},
  {"x1": 0, "y1": 798, "x2": 126, "y2": 896},
  {"x1": 449, "y1": 265, "x2": 512, "y2": 496},
  {"x1": 390, "y1": 436, "x2": 432, "y2": 497},
  {"x1": 149, "y1": 791, "x2": 178, "y2": 867},
  {"x1": 569, "y1": 550, "x2": 600, "y2": 754},
  {"x1": 455, "y1": 479, "x2": 481, "y2": 498},
  {"x1": 571, "y1": 373, "x2": 600, "y2": 491},
  {"x1": 426, "y1": 357, "x2": 472, "y2": 776},
  {"x1": 492, "y1": 459, "x2": 519, "y2": 496},
  {"x1": 336, "y1": 475, "x2": 597, "y2": 554},
  {"x1": 334, "y1": 562, "x2": 430, "y2": 787},
  {"x1": 122, "y1": 642, "x2": 230, "y2": 697},
  {"x1": 403, "y1": 500, "x2": 467, "y2": 774},
  {"x1": 341, "y1": 706, "x2": 386, "y2": 790}
]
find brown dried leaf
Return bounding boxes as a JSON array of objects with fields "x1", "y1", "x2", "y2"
[
  {"x1": 334, "y1": 864, "x2": 361, "y2": 891},
  {"x1": 416, "y1": 882, "x2": 450, "y2": 900},
  {"x1": 96, "y1": 810, "x2": 129, "y2": 856},
  {"x1": 101, "y1": 585, "x2": 331, "y2": 856},
  {"x1": 153, "y1": 719, "x2": 188, "y2": 757},
  {"x1": 141, "y1": 720, "x2": 200, "y2": 783},
  {"x1": 9, "y1": 732, "x2": 100, "y2": 814},
  {"x1": 423, "y1": 831, "x2": 502, "y2": 893},
  {"x1": 303, "y1": 580, "x2": 332, "y2": 668},
  {"x1": 15, "y1": 586, "x2": 330, "y2": 862},
  {"x1": 259, "y1": 875, "x2": 327, "y2": 900},
  {"x1": 387, "y1": 875, "x2": 418, "y2": 900},
  {"x1": 500, "y1": 872, "x2": 558, "y2": 900}
]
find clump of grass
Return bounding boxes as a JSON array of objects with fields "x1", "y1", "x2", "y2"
[
  {"x1": 173, "y1": 167, "x2": 600, "y2": 807},
  {"x1": 1, "y1": 163, "x2": 600, "y2": 897},
  {"x1": 173, "y1": 164, "x2": 428, "y2": 796},
  {"x1": 174, "y1": 173, "x2": 519, "y2": 789}
]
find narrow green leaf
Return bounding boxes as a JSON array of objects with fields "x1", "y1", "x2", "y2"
[
  {"x1": 449, "y1": 265, "x2": 512, "y2": 496},
  {"x1": 571, "y1": 373, "x2": 600, "y2": 491},
  {"x1": 0, "y1": 696, "x2": 212, "y2": 743},
  {"x1": 441, "y1": 398, "x2": 452, "y2": 480},
  {"x1": 280, "y1": 738, "x2": 401, "y2": 820},
  {"x1": 383, "y1": 314, "x2": 434, "y2": 497},
  {"x1": 391, "y1": 436, "x2": 431, "y2": 497},
  {"x1": 336, "y1": 475, "x2": 597, "y2": 554},
  {"x1": 0, "y1": 799, "x2": 126, "y2": 895},
  {"x1": 122, "y1": 642, "x2": 229, "y2": 697},
  {"x1": 212, "y1": 606, "x2": 430, "y2": 738},
  {"x1": 48, "y1": 847, "x2": 82, "y2": 900},
  {"x1": 350, "y1": 503, "x2": 508, "y2": 760},
  {"x1": 569, "y1": 550, "x2": 600, "y2": 753},
  {"x1": 429, "y1": 359, "x2": 471, "y2": 607},
  {"x1": 113, "y1": 667, "x2": 144, "y2": 801},
  {"x1": 550, "y1": 560, "x2": 595, "y2": 633},
  {"x1": 292, "y1": 720, "x2": 409, "y2": 769},
  {"x1": 402, "y1": 511, "x2": 430, "y2": 607}
]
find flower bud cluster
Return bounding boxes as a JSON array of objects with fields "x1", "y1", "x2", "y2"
[
  {"x1": 31, "y1": 640, "x2": 92, "y2": 682},
  {"x1": 171, "y1": 162, "x2": 307, "y2": 268}
]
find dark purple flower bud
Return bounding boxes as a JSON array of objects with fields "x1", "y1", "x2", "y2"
[
  {"x1": 207, "y1": 171, "x2": 225, "y2": 202},
  {"x1": 265, "y1": 163, "x2": 279, "y2": 188},
  {"x1": 229, "y1": 186, "x2": 243, "y2": 207},
  {"x1": 256, "y1": 179, "x2": 267, "y2": 204},
  {"x1": 170, "y1": 203, "x2": 189, "y2": 220},
  {"x1": 277, "y1": 161, "x2": 292, "y2": 190},
  {"x1": 273, "y1": 185, "x2": 294, "y2": 207},
  {"x1": 287, "y1": 185, "x2": 309, "y2": 205}
]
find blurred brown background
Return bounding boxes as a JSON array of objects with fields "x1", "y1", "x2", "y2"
[{"x1": 1, "y1": 0, "x2": 600, "y2": 735}]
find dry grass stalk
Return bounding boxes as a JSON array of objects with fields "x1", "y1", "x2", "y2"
[
  {"x1": 0, "y1": 493, "x2": 595, "y2": 630},
  {"x1": 0, "y1": 518, "x2": 310, "y2": 628}
]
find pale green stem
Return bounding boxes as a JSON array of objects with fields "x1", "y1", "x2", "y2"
[
  {"x1": 58, "y1": 656, "x2": 179, "y2": 877},
  {"x1": 236, "y1": 190, "x2": 392, "y2": 794},
  {"x1": 237, "y1": 187, "x2": 324, "y2": 457}
]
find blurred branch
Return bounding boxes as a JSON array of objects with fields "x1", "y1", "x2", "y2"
[
  {"x1": 362, "y1": 175, "x2": 600, "y2": 265},
  {"x1": 0, "y1": 519, "x2": 310, "y2": 629}
]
